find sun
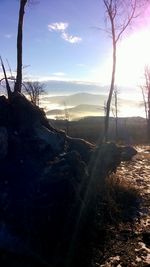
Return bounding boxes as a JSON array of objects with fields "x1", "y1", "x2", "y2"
[
  {"x1": 91, "y1": 28, "x2": 150, "y2": 87},
  {"x1": 116, "y1": 29, "x2": 150, "y2": 86}
]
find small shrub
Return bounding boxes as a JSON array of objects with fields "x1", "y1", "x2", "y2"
[{"x1": 99, "y1": 173, "x2": 140, "y2": 223}]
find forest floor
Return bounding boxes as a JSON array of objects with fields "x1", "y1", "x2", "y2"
[{"x1": 93, "y1": 146, "x2": 150, "y2": 267}]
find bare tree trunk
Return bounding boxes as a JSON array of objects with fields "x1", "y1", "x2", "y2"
[
  {"x1": 14, "y1": 0, "x2": 27, "y2": 93},
  {"x1": 148, "y1": 89, "x2": 150, "y2": 141},
  {"x1": 114, "y1": 89, "x2": 118, "y2": 141},
  {"x1": 141, "y1": 66, "x2": 150, "y2": 142},
  {"x1": 141, "y1": 86, "x2": 148, "y2": 120},
  {"x1": 104, "y1": 28, "x2": 116, "y2": 142},
  {"x1": 103, "y1": 0, "x2": 139, "y2": 142},
  {"x1": 0, "y1": 57, "x2": 12, "y2": 99}
]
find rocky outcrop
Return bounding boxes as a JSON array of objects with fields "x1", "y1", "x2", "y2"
[
  {"x1": 67, "y1": 136, "x2": 94, "y2": 163},
  {"x1": 0, "y1": 127, "x2": 8, "y2": 159},
  {"x1": 0, "y1": 93, "x2": 125, "y2": 266},
  {"x1": 89, "y1": 142, "x2": 121, "y2": 177},
  {"x1": 120, "y1": 146, "x2": 137, "y2": 161},
  {"x1": 9, "y1": 92, "x2": 56, "y2": 132},
  {"x1": 33, "y1": 125, "x2": 65, "y2": 154}
]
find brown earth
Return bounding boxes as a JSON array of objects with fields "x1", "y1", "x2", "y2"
[{"x1": 94, "y1": 146, "x2": 150, "y2": 267}]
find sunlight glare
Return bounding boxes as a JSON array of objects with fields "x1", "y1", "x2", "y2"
[
  {"x1": 91, "y1": 28, "x2": 150, "y2": 87},
  {"x1": 117, "y1": 29, "x2": 150, "y2": 86}
]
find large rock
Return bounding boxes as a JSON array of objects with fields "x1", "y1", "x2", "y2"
[
  {"x1": 0, "y1": 127, "x2": 8, "y2": 159},
  {"x1": 0, "y1": 93, "x2": 125, "y2": 266},
  {"x1": 43, "y1": 150, "x2": 88, "y2": 184},
  {"x1": 120, "y1": 146, "x2": 137, "y2": 161},
  {"x1": 8, "y1": 151, "x2": 89, "y2": 264},
  {"x1": 89, "y1": 143, "x2": 121, "y2": 181},
  {"x1": 0, "y1": 96, "x2": 10, "y2": 127},
  {"x1": 67, "y1": 136, "x2": 95, "y2": 163},
  {"x1": 9, "y1": 92, "x2": 55, "y2": 133},
  {"x1": 33, "y1": 125, "x2": 65, "y2": 154}
]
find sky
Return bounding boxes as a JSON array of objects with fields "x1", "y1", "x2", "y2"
[
  {"x1": 0, "y1": 0, "x2": 108, "y2": 82},
  {"x1": 0, "y1": 0, "x2": 150, "y2": 117}
]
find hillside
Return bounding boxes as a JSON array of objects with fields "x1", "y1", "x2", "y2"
[
  {"x1": 1, "y1": 93, "x2": 134, "y2": 267},
  {"x1": 50, "y1": 116, "x2": 147, "y2": 144}
]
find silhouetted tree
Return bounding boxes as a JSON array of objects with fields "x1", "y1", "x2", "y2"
[
  {"x1": 141, "y1": 65, "x2": 150, "y2": 140},
  {"x1": 112, "y1": 87, "x2": 119, "y2": 141},
  {"x1": 14, "y1": 0, "x2": 28, "y2": 93},
  {"x1": 103, "y1": 0, "x2": 140, "y2": 142},
  {"x1": 0, "y1": 57, "x2": 12, "y2": 98},
  {"x1": 1, "y1": 0, "x2": 28, "y2": 97},
  {"x1": 64, "y1": 102, "x2": 70, "y2": 135},
  {"x1": 24, "y1": 81, "x2": 45, "y2": 106}
]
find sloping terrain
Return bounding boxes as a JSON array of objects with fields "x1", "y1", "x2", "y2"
[
  {"x1": 93, "y1": 146, "x2": 150, "y2": 267},
  {"x1": 0, "y1": 93, "x2": 127, "y2": 267}
]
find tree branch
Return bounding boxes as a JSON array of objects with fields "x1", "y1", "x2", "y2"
[
  {"x1": 0, "y1": 57, "x2": 12, "y2": 98},
  {"x1": 115, "y1": 0, "x2": 137, "y2": 43}
]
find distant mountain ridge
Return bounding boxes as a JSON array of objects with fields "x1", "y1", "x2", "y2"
[
  {"x1": 44, "y1": 92, "x2": 142, "y2": 119},
  {"x1": 44, "y1": 81, "x2": 107, "y2": 95},
  {"x1": 43, "y1": 92, "x2": 137, "y2": 106},
  {"x1": 47, "y1": 104, "x2": 103, "y2": 116},
  {"x1": 43, "y1": 80, "x2": 137, "y2": 97},
  {"x1": 43, "y1": 93, "x2": 106, "y2": 106}
]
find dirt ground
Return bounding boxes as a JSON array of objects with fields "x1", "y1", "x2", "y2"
[{"x1": 94, "y1": 146, "x2": 150, "y2": 267}]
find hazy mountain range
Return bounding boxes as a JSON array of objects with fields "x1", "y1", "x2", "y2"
[
  {"x1": 43, "y1": 92, "x2": 138, "y2": 106},
  {"x1": 46, "y1": 104, "x2": 103, "y2": 119},
  {"x1": 43, "y1": 80, "x2": 139, "y2": 98},
  {"x1": 0, "y1": 80, "x2": 144, "y2": 119},
  {"x1": 42, "y1": 92, "x2": 143, "y2": 120}
]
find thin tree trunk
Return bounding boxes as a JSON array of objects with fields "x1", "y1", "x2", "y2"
[
  {"x1": 141, "y1": 86, "x2": 148, "y2": 120},
  {"x1": 114, "y1": 89, "x2": 118, "y2": 141},
  {"x1": 104, "y1": 28, "x2": 116, "y2": 142},
  {"x1": 0, "y1": 57, "x2": 12, "y2": 99},
  {"x1": 14, "y1": 0, "x2": 27, "y2": 93},
  {"x1": 147, "y1": 88, "x2": 150, "y2": 141},
  {"x1": 102, "y1": 0, "x2": 138, "y2": 143},
  {"x1": 141, "y1": 85, "x2": 150, "y2": 141}
]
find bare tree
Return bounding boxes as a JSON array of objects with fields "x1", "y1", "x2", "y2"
[
  {"x1": 23, "y1": 81, "x2": 45, "y2": 106},
  {"x1": 63, "y1": 102, "x2": 70, "y2": 136},
  {"x1": 103, "y1": 0, "x2": 140, "y2": 142},
  {"x1": 141, "y1": 65, "x2": 150, "y2": 140},
  {"x1": 0, "y1": 57, "x2": 12, "y2": 98},
  {"x1": 14, "y1": 0, "x2": 28, "y2": 93},
  {"x1": 112, "y1": 87, "x2": 119, "y2": 141},
  {"x1": 141, "y1": 85, "x2": 148, "y2": 120},
  {"x1": 0, "y1": 0, "x2": 28, "y2": 97}
]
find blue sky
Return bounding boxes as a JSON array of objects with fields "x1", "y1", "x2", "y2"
[
  {"x1": 0, "y1": 0, "x2": 110, "y2": 82},
  {"x1": 0, "y1": 0, "x2": 150, "y2": 91}
]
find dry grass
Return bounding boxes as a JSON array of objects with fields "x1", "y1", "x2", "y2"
[{"x1": 95, "y1": 173, "x2": 141, "y2": 224}]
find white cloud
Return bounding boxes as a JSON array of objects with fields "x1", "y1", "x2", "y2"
[
  {"x1": 61, "y1": 32, "x2": 82, "y2": 44},
  {"x1": 48, "y1": 21, "x2": 82, "y2": 44},
  {"x1": 48, "y1": 22, "x2": 68, "y2": 32}
]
